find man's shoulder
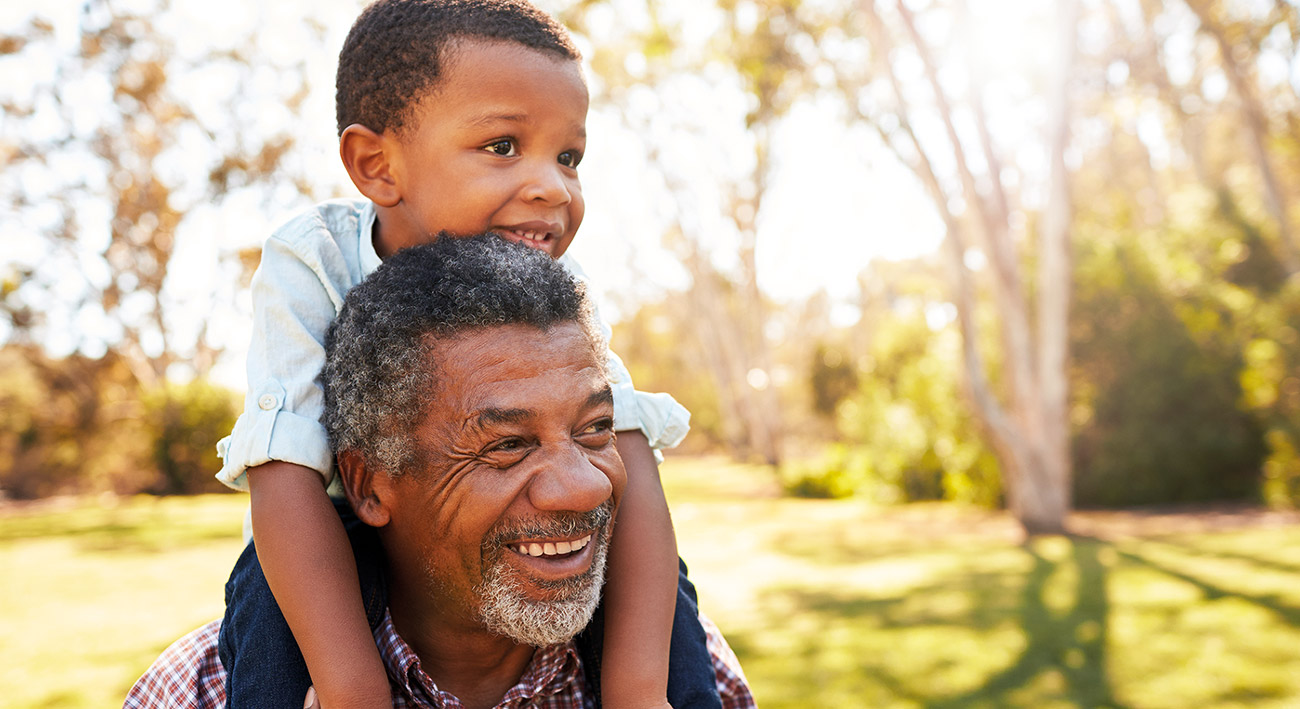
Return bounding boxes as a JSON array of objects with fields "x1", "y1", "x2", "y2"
[{"x1": 124, "y1": 620, "x2": 227, "y2": 709}]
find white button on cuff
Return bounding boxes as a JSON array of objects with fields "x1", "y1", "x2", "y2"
[{"x1": 258, "y1": 394, "x2": 279, "y2": 411}]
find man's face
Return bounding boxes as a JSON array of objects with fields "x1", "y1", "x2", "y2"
[
  {"x1": 378, "y1": 38, "x2": 588, "y2": 260},
  {"x1": 378, "y1": 322, "x2": 625, "y2": 646}
]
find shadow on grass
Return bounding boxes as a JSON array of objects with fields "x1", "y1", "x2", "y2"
[
  {"x1": 1139, "y1": 536, "x2": 1300, "y2": 577},
  {"x1": 924, "y1": 538, "x2": 1126, "y2": 709},
  {"x1": 1116, "y1": 544, "x2": 1300, "y2": 628},
  {"x1": 730, "y1": 536, "x2": 1129, "y2": 708}
]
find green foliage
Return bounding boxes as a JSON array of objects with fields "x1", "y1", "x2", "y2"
[
  {"x1": 785, "y1": 312, "x2": 1001, "y2": 506},
  {"x1": 1238, "y1": 283, "x2": 1300, "y2": 508},
  {"x1": 1070, "y1": 242, "x2": 1267, "y2": 506},
  {"x1": 1262, "y1": 429, "x2": 1300, "y2": 508},
  {"x1": 141, "y1": 381, "x2": 239, "y2": 495},
  {"x1": 808, "y1": 342, "x2": 857, "y2": 418}
]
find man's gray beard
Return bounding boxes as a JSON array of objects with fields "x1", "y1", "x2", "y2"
[{"x1": 475, "y1": 505, "x2": 611, "y2": 647}]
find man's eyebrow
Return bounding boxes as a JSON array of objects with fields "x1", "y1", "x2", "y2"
[
  {"x1": 475, "y1": 407, "x2": 531, "y2": 427},
  {"x1": 471, "y1": 387, "x2": 613, "y2": 429},
  {"x1": 587, "y1": 387, "x2": 613, "y2": 409}
]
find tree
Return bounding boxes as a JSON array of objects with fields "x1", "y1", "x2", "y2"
[
  {"x1": 0, "y1": 0, "x2": 317, "y2": 385},
  {"x1": 0, "y1": 0, "x2": 321, "y2": 495},
  {"x1": 827, "y1": 0, "x2": 1079, "y2": 532}
]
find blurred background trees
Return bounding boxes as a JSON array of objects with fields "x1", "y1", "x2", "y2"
[
  {"x1": 4, "y1": 0, "x2": 1300, "y2": 534},
  {"x1": 1, "y1": 0, "x2": 326, "y2": 495}
]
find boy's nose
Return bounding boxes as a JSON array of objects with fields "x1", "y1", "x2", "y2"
[{"x1": 521, "y1": 161, "x2": 573, "y2": 206}]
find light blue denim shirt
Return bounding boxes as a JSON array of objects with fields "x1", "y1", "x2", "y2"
[{"x1": 216, "y1": 199, "x2": 689, "y2": 492}]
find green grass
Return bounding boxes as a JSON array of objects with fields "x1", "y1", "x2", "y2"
[{"x1": 6, "y1": 460, "x2": 1300, "y2": 707}]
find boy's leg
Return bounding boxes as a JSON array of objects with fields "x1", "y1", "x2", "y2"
[
  {"x1": 218, "y1": 539, "x2": 312, "y2": 708},
  {"x1": 575, "y1": 558, "x2": 723, "y2": 709},
  {"x1": 666, "y1": 558, "x2": 724, "y2": 709},
  {"x1": 217, "y1": 501, "x2": 387, "y2": 708}
]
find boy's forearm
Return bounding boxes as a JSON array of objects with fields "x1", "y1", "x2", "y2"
[
  {"x1": 602, "y1": 431, "x2": 677, "y2": 708},
  {"x1": 248, "y1": 461, "x2": 392, "y2": 709}
]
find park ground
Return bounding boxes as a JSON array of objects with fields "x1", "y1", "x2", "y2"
[{"x1": 4, "y1": 457, "x2": 1300, "y2": 708}]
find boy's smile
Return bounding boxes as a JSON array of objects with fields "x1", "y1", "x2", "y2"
[{"x1": 369, "y1": 39, "x2": 588, "y2": 260}]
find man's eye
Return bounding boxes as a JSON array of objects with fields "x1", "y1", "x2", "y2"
[
  {"x1": 558, "y1": 150, "x2": 581, "y2": 168},
  {"x1": 489, "y1": 437, "x2": 526, "y2": 452},
  {"x1": 485, "y1": 140, "x2": 517, "y2": 157},
  {"x1": 578, "y1": 418, "x2": 614, "y2": 446}
]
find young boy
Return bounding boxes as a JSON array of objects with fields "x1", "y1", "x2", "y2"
[{"x1": 214, "y1": 1, "x2": 723, "y2": 708}]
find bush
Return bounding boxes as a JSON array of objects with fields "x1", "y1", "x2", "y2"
[
  {"x1": 1262, "y1": 428, "x2": 1300, "y2": 508},
  {"x1": 1071, "y1": 245, "x2": 1266, "y2": 506},
  {"x1": 141, "y1": 380, "x2": 239, "y2": 495},
  {"x1": 785, "y1": 317, "x2": 1002, "y2": 506},
  {"x1": 0, "y1": 347, "x2": 238, "y2": 498}
]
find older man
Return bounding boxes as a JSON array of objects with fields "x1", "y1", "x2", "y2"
[{"x1": 125, "y1": 235, "x2": 753, "y2": 708}]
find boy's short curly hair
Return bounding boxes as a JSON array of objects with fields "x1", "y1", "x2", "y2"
[{"x1": 336, "y1": 0, "x2": 581, "y2": 136}]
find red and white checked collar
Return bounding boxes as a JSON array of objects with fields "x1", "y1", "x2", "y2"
[
  {"x1": 373, "y1": 611, "x2": 590, "y2": 708},
  {"x1": 125, "y1": 612, "x2": 754, "y2": 709}
]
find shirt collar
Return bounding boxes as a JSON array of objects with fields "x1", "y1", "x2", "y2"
[
  {"x1": 359, "y1": 200, "x2": 382, "y2": 276},
  {"x1": 372, "y1": 611, "x2": 584, "y2": 708}
]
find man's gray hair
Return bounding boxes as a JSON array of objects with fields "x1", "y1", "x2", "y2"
[{"x1": 322, "y1": 234, "x2": 602, "y2": 474}]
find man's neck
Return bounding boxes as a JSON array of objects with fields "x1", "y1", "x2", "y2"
[{"x1": 388, "y1": 596, "x2": 538, "y2": 709}]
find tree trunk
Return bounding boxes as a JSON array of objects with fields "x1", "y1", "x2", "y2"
[{"x1": 855, "y1": 0, "x2": 1077, "y2": 534}]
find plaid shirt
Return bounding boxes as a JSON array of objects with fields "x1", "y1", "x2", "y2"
[{"x1": 124, "y1": 612, "x2": 755, "y2": 709}]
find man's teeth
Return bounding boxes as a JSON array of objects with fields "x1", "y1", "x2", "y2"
[
  {"x1": 516, "y1": 535, "x2": 590, "y2": 557},
  {"x1": 512, "y1": 230, "x2": 545, "y2": 241}
]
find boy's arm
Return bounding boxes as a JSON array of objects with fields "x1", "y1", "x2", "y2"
[
  {"x1": 602, "y1": 430, "x2": 677, "y2": 709},
  {"x1": 249, "y1": 461, "x2": 392, "y2": 709},
  {"x1": 222, "y1": 216, "x2": 390, "y2": 707}
]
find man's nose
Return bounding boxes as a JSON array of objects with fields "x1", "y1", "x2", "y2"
[
  {"x1": 520, "y1": 159, "x2": 573, "y2": 206},
  {"x1": 526, "y1": 442, "x2": 612, "y2": 513}
]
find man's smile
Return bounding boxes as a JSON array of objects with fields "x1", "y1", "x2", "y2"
[
  {"x1": 512, "y1": 533, "x2": 592, "y2": 557},
  {"x1": 486, "y1": 504, "x2": 612, "y2": 588},
  {"x1": 500, "y1": 526, "x2": 604, "y2": 587}
]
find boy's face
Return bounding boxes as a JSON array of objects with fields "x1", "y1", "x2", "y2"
[{"x1": 380, "y1": 39, "x2": 588, "y2": 260}]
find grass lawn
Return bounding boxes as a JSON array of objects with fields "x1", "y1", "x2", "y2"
[{"x1": 5, "y1": 457, "x2": 1300, "y2": 707}]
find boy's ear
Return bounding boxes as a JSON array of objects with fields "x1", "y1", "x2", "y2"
[
  {"x1": 337, "y1": 449, "x2": 392, "y2": 528},
  {"x1": 339, "y1": 124, "x2": 402, "y2": 208}
]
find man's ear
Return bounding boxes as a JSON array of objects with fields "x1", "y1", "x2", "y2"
[
  {"x1": 337, "y1": 449, "x2": 393, "y2": 528},
  {"x1": 339, "y1": 124, "x2": 401, "y2": 208}
]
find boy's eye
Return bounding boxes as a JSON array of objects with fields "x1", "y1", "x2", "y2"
[
  {"x1": 485, "y1": 140, "x2": 517, "y2": 157},
  {"x1": 558, "y1": 150, "x2": 582, "y2": 168}
]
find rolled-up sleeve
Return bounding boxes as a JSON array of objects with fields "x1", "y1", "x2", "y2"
[
  {"x1": 560, "y1": 255, "x2": 691, "y2": 452},
  {"x1": 216, "y1": 209, "x2": 365, "y2": 491}
]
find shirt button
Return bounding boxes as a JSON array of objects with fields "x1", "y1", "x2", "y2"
[{"x1": 258, "y1": 394, "x2": 279, "y2": 411}]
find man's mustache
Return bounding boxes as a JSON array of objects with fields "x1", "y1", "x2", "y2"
[{"x1": 483, "y1": 501, "x2": 614, "y2": 553}]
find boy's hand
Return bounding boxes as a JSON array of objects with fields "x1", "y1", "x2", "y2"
[
  {"x1": 605, "y1": 701, "x2": 672, "y2": 709},
  {"x1": 304, "y1": 686, "x2": 319, "y2": 709}
]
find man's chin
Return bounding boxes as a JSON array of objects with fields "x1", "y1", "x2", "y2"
[{"x1": 476, "y1": 530, "x2": 608, "y2": 647}]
